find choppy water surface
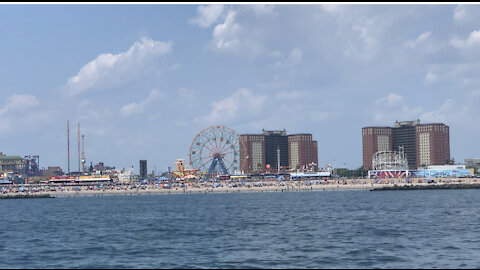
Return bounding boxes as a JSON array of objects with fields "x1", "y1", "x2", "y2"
[{"x1": 1, "y1": 189, "x2": 480, "y2": 269}]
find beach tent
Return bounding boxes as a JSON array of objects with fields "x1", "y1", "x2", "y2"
[
  {"x1": 277, "y1": 176, "x2": 285, "y2": 180},
  {"x1": 154, "y1": 176, "x2": 168, "y2": 181}
]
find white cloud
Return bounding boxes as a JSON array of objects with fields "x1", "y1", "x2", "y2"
[
  {"x1": 425, "y1": 63, "x2": 480, "y2": 89},
  {"x1": 271, "y1": 47, "x2": 303, "y2": 68},
  {"x1": 453, "y1": 5, "x2": 466, "y2": 21},
  {"x1": 0, "y1": 94, "x2": 56, "y2": 135},
  {"x1": 309, "y1": 111, "x2": 330, "y2": 122},
  {"x1": 320, "y1": 4, "x2": 342, "y2": 14},
  {"x1": 121, "y1": 89, "x2": 162, "y2": 116},
  {"x1": 420, "y1": 99, "x2": 456, "y2": 123},
  {"x1": 175, "y1": 121, "x2": 187, "y2": 127},
  {"x1": 200, "y1": 88, "x2": 266, "y2": 124},
  {"x1": 178, "y1": 87, "x2": 198, "y2": 110},
  {"x1": 212, "y1": 10, "x2": 241, "y2": 51},
  {"x1": 192, "y1": 5, "x2": 269, "y2": 57},
  {"x1": 347, "y1": 16, "x2": 378, "y2": 59},
  {"x1": 170, "y1": 63, "x2": 181, "y2": 70},
  {"x1": 65, "y1": 37, "x2": 172, "y2": 96},
  {"x1": 257, "y1": 74, "x2": 286, "y2": 89},
  {"x1": 251, "y1": 4, "x2": 277, "y2": 17},
  {"x1": 178, "y1": 87, "x2": 194, "y2": 99},
  {"x1": 375, "y1": 93, "x2": 404, "y2": 108},
  {"x1": 274, "y1": 90, "x2": 309, "y2": 100},
  {"x1": 373, "y1": 93, "x2": 423, "y2": 124},
  {"x1": 120, "y1": 104, "x2": 142, "y2": 117},
  {"x1": 189, "y1": 4, "x2": 224, "y2": 28},
  {"x1": 425, "y1": 72, "x2": 437, "y2": 84},
  {"x1": 451, "y1": 30, "x2": 480, "y2": 49},
  {"x1": 452, "y1": 5, "x2": 480, "y2": 26},
  {"x1": 267, "y1": 50, "x2": 283, "y2": 58},
  {"x1": 198, "y1": 88, "x2": 331, "y2": 132},
  {"x1": 207, "y1": 8, "x2": 266, "y2": 58},
  {"x1": 353, "y1": 16, "x2": 376, "y2": 48},
  {"x1": 420, "y1": 93, "x2": 480, "y2": 131},
  {"x1": 289, "y1": 47, "x2": 303, "y2": 65},
  {"x1": 0, "y1": 94, "x2": 39, "y2": 116},
  {"x1": 404, "y1": 31, "x2": 431, "y2": 48}
]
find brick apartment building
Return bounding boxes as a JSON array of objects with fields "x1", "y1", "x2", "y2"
[
  {"x1": 240, "y1": 130, "x2": 318, "y2": 174},
  {"x1": 362, "y1": 120, "x2": 450, "y2": 170}
]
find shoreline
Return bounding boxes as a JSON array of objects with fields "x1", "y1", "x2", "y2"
[
  {"x1": 2, "y1": 180, "x2": 480, "y2": 198},
  {"x1": 371, "y1": 183, "x2": 480, "y2": 191}
]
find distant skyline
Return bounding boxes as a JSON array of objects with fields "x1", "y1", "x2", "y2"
[{"x1": 1, "y1": 4, "x2": 480, "y2": 173}]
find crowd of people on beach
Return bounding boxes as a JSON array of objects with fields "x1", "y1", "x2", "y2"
[
  {"x1": 1, "y1": 176, "x2": 478, "y2": 196},
  {"x1": 2, "y1": 179, "x2": 317, "y2": 194}
]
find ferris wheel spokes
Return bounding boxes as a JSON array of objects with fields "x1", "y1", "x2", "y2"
[
  {"x1": 198, "y1": 157, "x2": 215, "y2": 172},
  {"x1": 200, "y1": 133, "x2": 217, "y2": 153},
  {"x1": 189, "y1": 125, "x2": 245, "y2": 179},
  {"x1": 218, "y1": 131, "x2": 235, "y2": 154}
]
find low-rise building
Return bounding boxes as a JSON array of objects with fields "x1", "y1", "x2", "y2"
[
  {"x1": 0, "y1": 152, "x2": 26, "y2": 173},
  {"x1": 93, "y1": 162, "x2": 115, "y2": 172},
  {"x1": 41, "y1": 166, "x2": 65, "y2": 178},
  {"x1": 465, "y1": 158, "x2": 480, "y2": 168},
  {"x1": 426, "y1": 165, "x2": 466, "y2": 170}
]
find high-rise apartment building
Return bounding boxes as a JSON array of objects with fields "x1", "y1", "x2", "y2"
[
  {"x1": 240, "y1": 130, "x2": 318, "y2": 174},
  {"x1": 362, "y1": 127, "x2": 392, "y2": 170},
  {"x1": 240, "y1": 134, "x2": 266, "y2": 174},
  {"x1": 392, "y1": 120, "x2": 419, "y2": 169},
  {"x1": 416, "y1": 123, "x2": 450, "y2": 167},
  {"x1": 139, "y1": 160, "x2": 147, "y2": 178},
  {"x1": 263, "y1": 129, "x2": 289, "y2": 171},
  {"x1": 362, "y1": 120, "x2": 450, "y2": 170},
  {"x1": 288, "y1": 134, "x2": 318, "y2": 170}
]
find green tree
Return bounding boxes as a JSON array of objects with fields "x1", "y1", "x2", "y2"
[{"x1": 446, "y1": 158, "x2": 455, "y2": 165}]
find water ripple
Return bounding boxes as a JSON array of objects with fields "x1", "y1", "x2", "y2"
[{"x1": 1, "y1": 190, "x2": 480, "y2": 268}]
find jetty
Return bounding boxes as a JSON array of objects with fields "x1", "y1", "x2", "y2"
[
  {"x1": 0, "y1": 194, "x2": 54, "y2": 199},
  {"x1": 371, "y1": 183, "x2": 480, "y2": 191}
]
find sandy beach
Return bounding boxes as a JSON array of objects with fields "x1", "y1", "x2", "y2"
[{"x1": 2, "y1": 178, "x2": 479, "y2": 198}]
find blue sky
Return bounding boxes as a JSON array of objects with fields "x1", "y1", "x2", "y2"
[{"x1": 1, "y1": 4, "x2": 480, "y2": 173}]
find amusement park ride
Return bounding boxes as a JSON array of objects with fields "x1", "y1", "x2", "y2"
[
  {"x1": 172, "y1": 159, "x2": 199, "y2": 180},
  {"x1": 173, "y1": 125, "x2": 245, "y2": 180}
]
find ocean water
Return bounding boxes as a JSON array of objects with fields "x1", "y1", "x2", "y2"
[{"x1": 1, "y1": 190, "x2": 480, "y2": 269}]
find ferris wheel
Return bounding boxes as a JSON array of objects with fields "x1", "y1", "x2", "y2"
[{"x1": 189, "y1": 125, "x2": 243, "y2": 179}]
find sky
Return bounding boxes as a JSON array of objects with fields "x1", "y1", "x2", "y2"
[{"x1": 1, "y1": 3, "x2": 480, "y2": 173}]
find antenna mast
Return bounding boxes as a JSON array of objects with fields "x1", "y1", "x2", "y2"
[
  {"x1": 81, "y1": 134, "x2": 86, "y2": 174},
  {"x1": 277, "y1": 145, "x2": 280, "y2": 172},
  {"x1": 67, "y1": 120, "x2": 70, "y2": 175},
  {"x1": 78, "y1": 123, "x2": 81, "y2": 173}
]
